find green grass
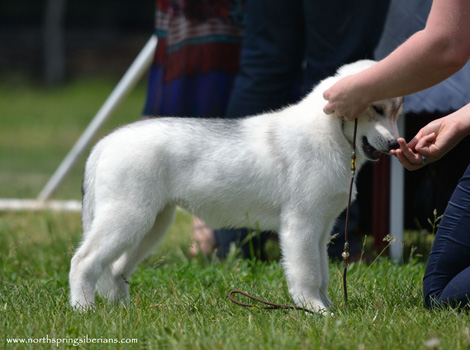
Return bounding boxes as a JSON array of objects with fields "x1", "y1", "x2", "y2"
[
  {"x1": 1, "y1": 211, "x2": 469, "y2": 350},
  {"x1": 1, "y1": 79, "x2": 469, "y2": 349}
]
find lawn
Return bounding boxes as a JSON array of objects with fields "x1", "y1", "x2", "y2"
[{"x1": 1, "y1": 79, "x2": 469, "y2": 349}]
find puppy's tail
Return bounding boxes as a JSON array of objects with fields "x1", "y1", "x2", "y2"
[
  {"x1": 82, "y1": 145, "x2": 115, "y2": 300},
  {"x1": 81, "y1": 142, "x2": 104, "y2": 235}
]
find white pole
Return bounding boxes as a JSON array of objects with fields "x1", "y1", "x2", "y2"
[
  {"x1": 0, "y1": 199, "x2": 81, "y2": 212},
  {"x1": 389, "y1": 115, "x2": 405, "y2": 262},
  {"x1": 37, "y1": 35, "x2": 158, "y2": 201}
]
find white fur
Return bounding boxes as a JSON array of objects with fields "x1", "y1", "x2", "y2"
[{"x1": 69, "y1": 60, "x2": 403, "y2": 312}]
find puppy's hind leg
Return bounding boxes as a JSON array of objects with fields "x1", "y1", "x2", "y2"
[
  {"x1": 97, "y1": 205, "x2": 176, "y2": 304},
  {"x1": 69, "y1": 204, "x2": 157, "y2": 310}
]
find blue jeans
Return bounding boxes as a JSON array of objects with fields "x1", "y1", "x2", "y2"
[
  {"x1": 423, "y1": 163, "x2": 470, "y2": 308},
  {"x1": 214, "y1": 0, "x2": 390, "y2": 259}
]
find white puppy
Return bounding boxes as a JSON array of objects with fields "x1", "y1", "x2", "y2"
[{"x1": 69, "y1": 60, "x2": 403, "y2": 312}]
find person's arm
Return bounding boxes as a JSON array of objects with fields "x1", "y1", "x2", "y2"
[
  {"x1": 391, "y1": 103, "x2": 470, "y2": 170},
  {"x1": 323, "y1": 0, "x2": 470, "y2": 120}
]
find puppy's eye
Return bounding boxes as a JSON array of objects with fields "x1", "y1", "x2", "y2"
[{"x1": 373, "y1": 105, "x2": 385, "y2": 115}]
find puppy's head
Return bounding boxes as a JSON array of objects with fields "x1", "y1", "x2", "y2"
[
  {"x1": 334, "y1": 60, "x2": 404, "y2": 161},
  {"x1": 356, "y1": 98, "x2": 403, "y2": 161}
]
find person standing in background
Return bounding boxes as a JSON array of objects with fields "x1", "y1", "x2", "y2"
[{"x1": 213, "y1": 0, "x2": 391, "y2": 260}]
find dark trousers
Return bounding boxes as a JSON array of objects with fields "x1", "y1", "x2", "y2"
[
  {"x1": 226, "y1": 0, "x2": 391, "y2": 117},
  {"x1": 423, "y1": 163, "x2": 470, "y2": 308}
]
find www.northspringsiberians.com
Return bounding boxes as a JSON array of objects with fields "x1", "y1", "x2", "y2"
[{"x1": 6, "y1": 335, "x2": 138, "y2": 346}]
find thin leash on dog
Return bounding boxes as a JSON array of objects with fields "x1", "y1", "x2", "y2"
[
  {"x1": 228, "y1": 119, "x2": 358, "y2": 313},
  {"x1": 341, "y1": 118, "x2": 358, "y2": 309}
]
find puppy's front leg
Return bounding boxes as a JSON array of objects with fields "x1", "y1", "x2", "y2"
[
  {"x1": 279, "y1": 213, "x2": 331, "y2": 313},
  {"x1": 319, "y1": 231, "x2": 333, "y2": 308}
]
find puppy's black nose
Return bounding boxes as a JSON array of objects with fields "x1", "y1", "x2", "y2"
[{"x1": 388, "y1": 139, "x2": 400, "y2": 151}]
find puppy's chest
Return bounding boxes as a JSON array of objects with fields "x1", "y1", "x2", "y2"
[{"x1": 302, "y1": 170, "x2": 357, "y2": 207}]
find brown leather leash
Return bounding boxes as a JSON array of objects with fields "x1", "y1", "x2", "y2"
[
  {"x1": 228, "y1": 119, "x2": 358, "y2": 313},
  {"x1": 228, "y1": 290, "x2": 316, "y2": 314}
]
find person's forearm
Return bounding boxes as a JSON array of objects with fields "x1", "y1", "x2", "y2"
[
  {"x1": 445, "y1": 103, "x2": 470, "y2": 138},
  {"x1": 358, "y1": 30, "x2": 467, "y2": 103},
  {"x1": 356, "y1": 0, "x2": 470, "y2": 103}
]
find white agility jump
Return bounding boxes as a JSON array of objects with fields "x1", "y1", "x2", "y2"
[{"x1": 0, "y1": 35, "x2": 157, "y2": 213}]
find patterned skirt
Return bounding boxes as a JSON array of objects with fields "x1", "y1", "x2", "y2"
[{"x1": 143, "y1": 0, "x2": 245, "y2": 118}]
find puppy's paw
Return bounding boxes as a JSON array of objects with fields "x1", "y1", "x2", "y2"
[
  {"x1": 70, "y1": 300, "x2": 95, "y2": 312},
  {"x1": 292, "y1": 295, "x2": 330, "y2": 315}
]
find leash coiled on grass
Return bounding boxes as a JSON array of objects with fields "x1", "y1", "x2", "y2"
[{"x1": 228, "y1": 290, "x2": 316, "y2": 314}]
